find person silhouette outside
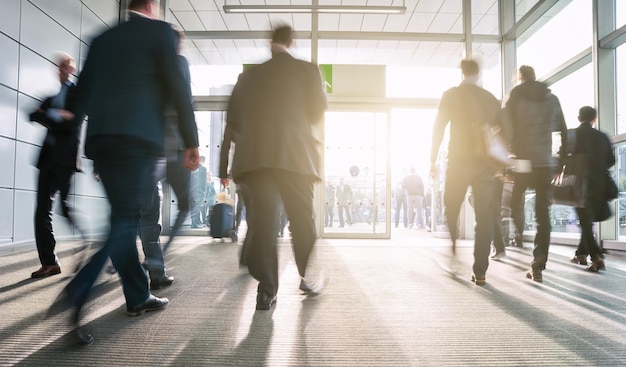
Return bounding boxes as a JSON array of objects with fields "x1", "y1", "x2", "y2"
[
  {"x1": 394, "y1": 182, "x2": 408, "y2": 228},
  {"x1": 337, "y1": 177, "x2": 353, "y2": 227},
  {"x1": 325, "y1": 182, "x2": 336, "y2": 227},
  {"x1": 28, "y1": 52, "x2": 86, "y2": 278},
  {"x1": 505, "y1": 65, "x2": 567, "y2": 282},
  {"x1": 204, "y1": 170, "x2": 217, "y2": 225},
  {"x1": 430, "y1": 59, "x2": 501, "y2": 285},
  {"x1": 191, "y1": 156, "x2": 208, "y2": 228},
  {"x1": 403, "y1": 167, "x2": 425, "y2": 228},
  {"x1": 222, "y1": 24, "x2": 327, "y2": 310},
  {"x1": 568, "y1": 106, "x2": 615, "y2": 272},
  {"x1": 53, "y1": 0, "x2": 199, "y2": 344}
]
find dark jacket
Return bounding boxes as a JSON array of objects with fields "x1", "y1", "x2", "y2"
[
  {"x1": 505, "y1": 80, "x2": 567, "y2": 168},
  {"x1": 29, "y1": 82, "x2": 83, "y2": 171},
  {"x1": 574, "y1": 122, "x2": 616, "y2": 218},
  {"x1": 75, "y1": 13, "x2": 198, "y2": 157},
  {"x1": 225, "y1": 51, "x2": 327, "y2": 181},
  {"x1": 431, "y1": 81, "x2": 501, "y2": 165}
]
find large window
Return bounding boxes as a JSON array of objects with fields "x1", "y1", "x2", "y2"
[
  {"x1": 517, "y1": 0, "x2": 591, "y2": 77},
  {"x1": 616, "y1": 44, "x2": 626, "y2": 135},
  {"x1": 548, "y1": 63, "x2": 594, "y2": 129}
]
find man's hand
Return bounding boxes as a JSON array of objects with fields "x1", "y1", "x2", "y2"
[
  {"x1": 58, "y1": 109, "x2": 75, "y2": 120},
  {"x1": 430, "y1": 163, "x2": 439, "y2": 179},
  {"x1": 183, "y1": 147, "x2": 200, "y2": 171}
]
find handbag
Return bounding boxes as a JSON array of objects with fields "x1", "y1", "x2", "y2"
[
  {"x1": 606, "y1": 172, "x2": 618, "y2": 200},
  {"x1": 551, "y1": 158, "x2": 588, "y2": 207}
]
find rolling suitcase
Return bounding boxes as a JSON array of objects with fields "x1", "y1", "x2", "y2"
[{"x1": 210, "y1": 202, "x2": 234, "y2": 240}]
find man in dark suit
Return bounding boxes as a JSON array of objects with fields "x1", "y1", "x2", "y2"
[
  {"x1": 57, "y1": 0, "x2": 199, "y2": 343},
  {"x1": 568, "y1": 106, "x2": 615, "y2": 272},
  {"x1": 29, "y1": 53, "x2": 85, "y2": 278},
  {"x1": 430, "y1": 59, "x2": 501, "y2": 286},
  {"x1": 221, "y1": 24, "x2": 327, "y2": 310}
]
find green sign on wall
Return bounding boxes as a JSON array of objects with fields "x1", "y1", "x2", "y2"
[{"x1": 319, "y1": 64, "x2": 332, "y2": 94}]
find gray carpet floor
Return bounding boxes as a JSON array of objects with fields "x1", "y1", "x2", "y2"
[{"x1": 1, "y1": 233, "x2": 626, "y2": 366}]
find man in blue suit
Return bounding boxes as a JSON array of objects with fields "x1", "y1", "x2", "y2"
[{"x1": 56, "y1": 0, "x2": 199, "y2": 344}]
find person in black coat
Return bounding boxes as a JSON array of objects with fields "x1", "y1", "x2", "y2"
[
  {"x1": 569, "y1": 106, "x2": 616, "y2": 272},
  {"x1": 28, "y1": 53, "x2": 85, "y2": 279},
  {"x1": 52, "y1": 0, "x2": 199, "y2": 344},
  {"x1": 221, "y1": 24, "x2": 327, "y2": 310}
]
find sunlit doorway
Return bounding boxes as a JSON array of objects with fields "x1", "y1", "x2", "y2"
[{"x1": 321, "y1": 110, "x2": 390, "y2": 239}]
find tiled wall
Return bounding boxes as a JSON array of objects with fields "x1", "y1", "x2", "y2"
[{"x1": 0, "y1": 0, "x2": 120, "y2": 252}]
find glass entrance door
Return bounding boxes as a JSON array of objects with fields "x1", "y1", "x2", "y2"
[{"x1": 321, "y1": 110, "x2": 390, "y2": 239}]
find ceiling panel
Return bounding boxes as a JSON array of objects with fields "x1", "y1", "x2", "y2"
[
  {"x1": 173, "y1": 0, "x2": 500, "y2": 68},
  {"x1": 196, "y1": 11, "x2": 227, "y2": 30},
  {"x1": 173, "y1": 11, "x2": 206, "y2": 30},
  {"x1": 189, "y1": 0, "x2": 220, "y2": 11},
  {"x1": 338, "y1": 14, "x2": 364, "y2": 31},
  {"x1": 361, "y1": 14, "x2": 387, "y2": 32}
]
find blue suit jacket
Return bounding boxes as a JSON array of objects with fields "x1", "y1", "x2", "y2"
[{"x1": 75, "y1": 13, "x2": 198, "y2": 157}]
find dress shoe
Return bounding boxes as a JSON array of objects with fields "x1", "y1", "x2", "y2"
[
  {"x1": 490, "y1": 250, "x2": 506, "y2": 261},
  {"x1": 256, "y1": 291, "x2": 277, "y2": 311},
  {"x1": 31, "y1": 264, "x2": 61, "y2": 278},
  {"x1": 150, "y1": 275, "x2": 174, "y2": 290},
  {"x1": 526, "y1": 269, "x2": 542, "y2": 282},
  {"x1": 570, "y1": 255, "x2": 588, "y2": 265},
  {"x1": 585, "y1": 259, "x2": 606, "y2": 272},
  {"x1": 74, "y1": 326, "x2": 94, "y2": 345},
  {"x1": 127, "y1": 295, "x2": 169, "y2": 316},
  {"x1": 299, "y1": 273, "x2": 327, "y2": 294},
  {"x1": 471, "y1": 273, "x2": 486, "y2": 286}
]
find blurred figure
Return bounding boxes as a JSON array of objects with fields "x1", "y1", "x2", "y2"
[
  {"x1": 28, "y1": 52, "x2": 85, "y2": 278},
  {"x1": 403, "y1": 167, "x2": 425, "y2": 228},
  {"x1": 55, "y1": 0, "x2": 199, "y2": 344},
  {"x1": 325, "y1": 181, "x2": 336, "y2": 227},
  {"x1": 569, "y1": 106, "x2": 615, "y2": 272},
  {"x1": 204, "y1": 170, "x2": 217, "y2": 225},
  {"x1": 505, "y1": 65, "x2": 567, "y2": 282},
  {"x1": 191, "y1": 156, "x2": 208, "y2": 228},
  {"x1": 140, "y1": 26, "x2": 192, "y2": 290},
  {"x1": 161, "y1": 26, "x2": 194, "y2": 255},
  {"x1": 337, "y1": 177, "x2": 353, "y2": 227},
  {"x1": 394, "y1": 182, "x2": 408, "y2": 228},
  {"x1": 430, "y1": 59, "x2": 501, "y2": 285},
  {"x1": 222, "y1": 24, "x2": 327, "y2": 310}
]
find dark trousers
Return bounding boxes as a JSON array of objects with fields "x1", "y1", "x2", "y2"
[
  {"x1": 162, "y1": 154, "x2": 191, "y2": 253},
  {"x1": 66, "y1": 137, "x2": 154, "y2": 313},
  {"x1": 511, "y1": 167, "x2": 553, "y2": 271},
  {"x1": 238, "y1": 169, "x2": 317, "y2": 297},
  {"x1": 492, "y1": 179, "x2": 507, "y2": 253},
  {"x1": 139, "y1": 161, "x2": 167, "y2": 280},
  {"x1": 575, "y1": 207, "x2": 603, "y2": 261},
  {"x1": 444, "y1": 161, "x2": 495, "y2": 277},
  {"x1": 34, "y1": 165, "x2": 77, "y2": 266}
]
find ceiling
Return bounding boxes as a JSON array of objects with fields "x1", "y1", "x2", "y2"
[{"x1": 165, "y1": 0, "x2": 538, "y2": 68}]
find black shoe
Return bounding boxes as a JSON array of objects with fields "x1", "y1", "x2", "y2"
[
  {"x1": 74, "y1": 326, "x2": 94, "y2": 345},
  {"x1": 471, "y1": 273, "x2": 486, "y2": 286},
  {"x1": 255, "y1": 291, "x2": 277, "y2": 311},
  {"x1": 526, "y1": 269, "x2": 542, "y2": 282},
  {"x1": 127, "y1": 295, "x2": 169, "y2": 316},
  {"x1": 150, "y1": 275, "x2": 174, "y2": 290}
]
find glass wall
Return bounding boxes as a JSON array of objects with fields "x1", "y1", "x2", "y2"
[
  {"x1": 517, "y1": 0, "x2": 591, "y2": 77},
  {"x1": 616, "y1": 44, "x2": 626, "y2": 135}
]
